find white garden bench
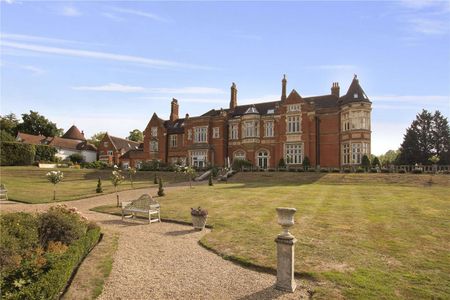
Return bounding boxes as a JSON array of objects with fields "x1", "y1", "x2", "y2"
[
  {"x1": 0, "y1": 184, "x2": 8, "y2": 201},
  {"x1": 121, "y1": 194, "x2": 161, "y2": 224}
]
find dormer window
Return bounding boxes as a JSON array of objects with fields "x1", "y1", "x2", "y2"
[
  {"x1": 245, "y1": 106, "x2": 259, "y2": 114},
  {"x1": 267, "y1": 109, "x2": 275, "y2": 114},
  {"x1": 353, "y1": 93, "x2": 358, "y2": 98}
]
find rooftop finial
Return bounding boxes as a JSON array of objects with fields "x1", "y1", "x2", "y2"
[{"x1": 354, "y1": 74, "x2": 358, "y2": 80}]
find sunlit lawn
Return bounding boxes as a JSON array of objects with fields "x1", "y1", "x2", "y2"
[
  {"x1": 0, "y1": 166, "x2": 186, "y2": 204},
  {"x1": 94, "y1": 172, "x2": 450, "y2": 299}
]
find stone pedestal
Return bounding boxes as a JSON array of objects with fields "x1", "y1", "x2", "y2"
[{"x1": 275, "y1": 236, "x2": 297, "y2": 292}]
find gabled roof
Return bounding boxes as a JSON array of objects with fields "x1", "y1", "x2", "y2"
[
  {"x1": 339, "y1": 75, "x2": 370, "y2": 105},
  {"x1": 108, "y1": 134, "x2": 141, "y2": 152},
  {"x1": 16, "y1": 132, "x2": 47, "y2": 145},
  {"x1": 17, "y1": 132, "x2": 96, "y2": 151},
  {"x1": 62, "y1": 125, "x2": 86, "y2": 141},
  {"x1": 164, "y1": 118, "x2": 185, "y2": 134},
  {"x1": 120, "y1": 149, "x2": 145, "y2": 160}
]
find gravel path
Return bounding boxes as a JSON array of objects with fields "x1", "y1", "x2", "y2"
[{"x1": 1, "y1": 185, "x2": 308, "y2": 300}]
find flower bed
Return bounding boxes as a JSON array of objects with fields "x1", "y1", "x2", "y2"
[{"x1": 0, "y1": 206, "x2": 101, "y2": 300}]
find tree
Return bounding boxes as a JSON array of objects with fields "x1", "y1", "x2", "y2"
[
  {"x1": 397, "y1": 110, "x2": 450, "y2": 165},
  {"x1": 379, "y1": 150, "x2": 400, "y2": 166},
  {"x1": 46, "y1": 171, "x2": 64, "y2": 201},
  {"x1": 69, "y1": 153, "x2": 84, "y2": 164},
  {"x1": 127, "y1": 167, "x2": 137, "y2": 188},
  {"x1": 361, "y1": 154, "x2": 370, "y2": 171},
  {"x1": 371, "y1": 156, "x2": 381, "y2": 168},
  {"x1": 127, "y1": 129, "x2": 143, "y2": 142},
  {"x1": 0, "y1": 113, "x2": 19, "y2": 136},
  {"x1": 302, "y1": 156, "x2": 310, "y2": 170},
  {"x1": 0, "y1": 130, "x2": 15, "y2": 142},
  {"x1": 157, "y1": 177, "x2": 165, "y2": 196},
  {"x1": 111, "y1": 166, "x2": 124, "y2": 207},
  {"x1": 96, "y1": 178, "x2": 103, "y2": 193},
  {"x1": 88, "y1": 132, "x2": 106, "y2": 148},
  {"x1": 17, "y1": 111, "x2": 63, "y2": 137}
]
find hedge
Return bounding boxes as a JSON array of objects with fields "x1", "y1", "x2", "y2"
[
  {"x1": 13, "y1": 227, "x2": 101, "y2": 300},
  {"x1": 35, "y1": 145, "x2": 57, "y2": 162},
  {"x1": 0, "y1": 142, "x2": 36, "y2": 166}
]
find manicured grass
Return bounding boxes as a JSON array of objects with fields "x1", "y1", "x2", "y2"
[
  {"x1": 93, "y1": 172, "x2": 450, "y2": 299},
  {"x1": 0, "y1": 166, "x2": 187, "y2": 204}
]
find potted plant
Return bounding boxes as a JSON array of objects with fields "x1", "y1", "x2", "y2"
[{"x1": 191, "y1": 207, "x2": 208, "y2": 230}]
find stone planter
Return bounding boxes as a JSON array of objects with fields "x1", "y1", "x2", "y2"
[
  {"x1": 191, "y1": 215, "x2": 207, "y2": 230},
  {"x1": 276, "y1": 207, "x2": 296, "y2": 239}
]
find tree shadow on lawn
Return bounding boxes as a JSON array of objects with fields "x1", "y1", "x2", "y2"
[
  {"x1": 220, "y1": 172, "x2": 327, "y2": 189},
  {"x1": 98, "y1": 219, "x2": 145, "y2": 227},
  {"x1": 164, "y1": 228, "x2": 198, "y2": 236},
  {"x1": 237, "y1": 284, "x2": 309, "y2": 300}
]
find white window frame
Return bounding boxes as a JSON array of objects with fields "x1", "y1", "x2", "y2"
[
  {"x1": 170, "y1": 135, "x2": 177, "y2": 148},
  {"x1": 264, "y1": 121, "x2": 274, "y2": 137},
  {"x1": 288, "y1": 104, "x2": 301, "y2": 112},
  {"x1": 229, "y1": 124, "x2": 238, "y2": 140},
  {"x1": 150, "y1": 140, "x2": 158, "y2": 152},
  {"x1": 151, "y1": 127, "x2": 158, "y2": 137},
  {"x1": 243, "y1": 121, "x2": 259, "y2": 138},
  {"x1": 190, "y1": 150, "x2": 207, "y2": 168},
  {"x1": 233, "y1": 150, "x2": 246, "y2": 161},
  {"x1": 287, "y1": 115, "x2": 301, "y2": 133},
  {"x1": 285, "y1": 143, "x2": 302, "y2": 164},
  {"x1": 194, "y1": 126, "x2": 208, "y2": 143},
  {"x1": 213, "y1": 127, "x2": 220, "y2": 139},
  {"x1": 107, "y1": 150, "x2": 113, "y2": 155},
  {"x1": 342, "y1": 143, "x2": 350, "y2": 164}
]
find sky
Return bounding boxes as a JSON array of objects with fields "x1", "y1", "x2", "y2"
[{"x1": 1, "y1": 1, "x2": 449, "y2": 155}]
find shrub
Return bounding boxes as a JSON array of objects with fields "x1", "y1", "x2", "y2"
[
  {"x1": 361, "y1": 155, "x2": 370, "y2": 171},
  {"x1": 0, "y1": 130, "x2": 15, "y2": 142},
  {"x1": 332, "y1": 168, "x2": 340, "y2": 173},
  {"x1": 157, "y1": 177, "x2": 165, "y2": 196},
  {"x1": 37, "y1": 205, "x2": 88, "y2": 249},
  {"x1": 398, "y1": 169, "x2": 406, "y2": 173},
  {"x1": 140, "y1": 160, "x2": 161, "y2": 171},
  {"x1": 370, "y1": 168, "x2": 378, "y2": 173},
  {"x1": 82, "y1": 161, "x2": 108, "y2": 169},
  {"x1": 297, "y1": 169, "x2": 304, "y2": 172},
  {"x1": 320, "y1": 168, "x2": 329, "y2": 173},
  {"x1": 371, "y1": 156, "x2": 381, "y2": 168},
  {"x1": 381, "y1": 168, "x2": 390, "y2": 173},
  {"x1": 232, "y1": 159, "x2": 253, "y2": 171},
  {"x1": 289, "y1": 168, "x2": 297, "y2": 172},
  {"x1": 35, "y1": 145, "x2": 57, "y2": 162},
  {"x1": 96, "y1": 178, "x2": 103, "y2": 193},
  {"x1": 302, "y1": 156, "x2": 311, "y2": 170},
  {"x1": 308, "y1": 168, "x2": 316, "y2": 172},
  {"x1": 208, "y1": 173, "x2": 213, "y2": 186},
  {"x1": 278, "y1": 158, "x2": 286, "y2": 168},
  {"x1": 68, "y1": 153, "x2": 84, "y2": 164},
  {"x1": 343, "y1": 168, "x2": 351, "y2": 173},
  {"x1": 0, "y1": 142, "x2": 35, "y2": 166},
  {"x1": 356, "y1": 167, "x2": 365, "y2": 173}
]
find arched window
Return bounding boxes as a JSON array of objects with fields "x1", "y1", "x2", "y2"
[
  {"x1": 256, "y1": 150, "x2": 269, "y2": 169},
  {"x1": 233, "y1": 150, "x2": 246, "y2": 161}
]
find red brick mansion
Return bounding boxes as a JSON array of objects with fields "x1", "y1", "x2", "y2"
[{"x1": 112, "y1": 75, "x2": 372, "y2": 169}]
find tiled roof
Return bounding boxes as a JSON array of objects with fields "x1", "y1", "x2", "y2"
[
  {"x1": 164, "y1": 118, "x2": 185, "y2": 134},
  {"x1": 120, "y1": 149, "x2": 145, "y2": 160},
  {"x1": 16, "y1": 132, "x2": 47, "y2": 144},
  {"x1": 62, "y1": 125, "x2": 86, "y2": 141},
  {"x1": 339, "y1": 76, "x2": 371, "y2": 105},
  {"x1": 109, "y1": 135, "x2": 141, "y2": 152},
  {"x1": 304, "y1": 95, "x2": 339, "y2": 109},
  {"x1": 17, "y1": 132, "x2": 96, "y2": 152},
  {"x1": 230, "y1": 101, "x2": 280, "y2": 117}
]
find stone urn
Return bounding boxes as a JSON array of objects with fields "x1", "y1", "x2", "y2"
[
  {"x1": 276, "y1": 207, "x2": 296, "y2": 239},
  {"x1": 191, "y1": 207, "x2": 208, "y2": 230}
]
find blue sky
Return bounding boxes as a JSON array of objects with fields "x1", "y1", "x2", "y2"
[{"x1": 1, "y1": 0, "x2": 449, "y2": 155}]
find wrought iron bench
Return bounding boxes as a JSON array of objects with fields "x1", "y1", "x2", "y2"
[
  {"x1": 0, "y1": 184, "x2": 8, "y2": 201},
  {"x1": 121, "y1": 194, "x2": 161, "y2": 224}
]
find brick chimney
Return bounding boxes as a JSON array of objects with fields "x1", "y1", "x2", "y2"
[
  {"x1": 230, "y1": 82, "x2": 237, "y2": 109},
  {"x1": 281, "y1": 74, "x2": 287, "y2": 101},
  {"x1": 331, "y1": 82, "x2": 340, "y2": 97},
  {"x1": 170, "y1": 98, "x2": 179, "y2": 122}
]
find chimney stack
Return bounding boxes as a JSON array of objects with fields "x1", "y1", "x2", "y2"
[
  {"x1": 281, "y1": 74, "x2": 287, "y2": 101},
  {"x1": 170, "y1": 98, "x2": 179, "y2": 122},
  {"x1": 230, "y1": 82, "x2": 237, "y2": 109},
  {"x1": 331, "y1": 82, "x2": 340, "y2": 97}
]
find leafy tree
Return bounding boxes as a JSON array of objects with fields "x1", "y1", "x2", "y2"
[
  {"x1": 371, "y1": 156, "x2": 381, "y2": 168},
  {"x1": 17, "y1": 111, "x2": 63, "y2": 137},
  {"x1": 87, "y1": 132, "x2": 106, "y2": 148},
  {"x1": 0, "y1": 130, "x2": 15, "y2": 142},
  {"x1": 278, "y1": 158, "x2": 286, "y2": 169},
  {"x1": 361, "y1": 154, "x2": 370, "y2": 171},
  {"x1": 127, "y1": 129, "x2": 143, "y2": 142},
  {"x1": 379, "y1": 149, "x2": 400, "y2": 166},
  {"x1": 0, "y1": 113, "x2": 19, "y2": 136},
  {"x1": 397, "y1": 110, "x2": 450, "y2": 165},
  {"x1": 69, "y1": 153, "x2": 84, "y2": 164}
]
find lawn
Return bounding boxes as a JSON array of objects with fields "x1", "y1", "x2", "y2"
[
  {"x1": 0, "y1": 166, "x2": 187, "y2": 204},
  {"x1": 94, "y1": 172, "x2": 450, "y2": 299}
]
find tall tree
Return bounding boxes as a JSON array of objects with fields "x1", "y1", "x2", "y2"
[
  {"x1": 397, "y1": 109, "x2": 450, "y2": 165},
  {"x1": 0, "y1": 113, "x2": 19, "y2": 136},
  {"x1": 16, "y1": 111, "x2": 63, "y2": 137},
  {"x1": 379, "y1": 149, "x2": 400, "y2": 166},
  {"x1": 127, "y1": 129, "x2": 143, "y2": 142},
  {"x1": 88, "y1": 132, "x2": 106, "y2": 147}
]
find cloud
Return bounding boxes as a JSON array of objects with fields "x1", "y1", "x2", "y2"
[
  {"x1": 108, "y1": 7, "x2": 171, "y2": 23},
  {"x1": 1, "y1": 41, "x2": 212, "y2": 70},
  {"x1": 61, "y1": 6, "x2": 81, "y2": 17},
  {"x1": 73, "y1": 83, "x2": 146, "y2": 93},
  {"x1": 0, "y1": 32, "x2": 99, "y2": 46},
  {"x1": 408, "y1": 18, "x2": 449, "y2": 35},
  {"x1": 73, "y1": 83, "x2": 225, "y2": 95},
  {"x1": 20, "y1": 65, "x2": 45, "y2": 76},
  {"x1": 372, "y1": 95, "x2": 449, "y2": 104}
]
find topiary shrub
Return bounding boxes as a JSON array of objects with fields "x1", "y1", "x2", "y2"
[
  {"x1": 96, "y1": 178, "x2": 103, "y2": 193},
  {"x1": 208, "y1": 173, "x2": 213, "y2": 186},
  {"x1": 361, "y1": 155, "x2": 370, "y2": 171},
  {"x1": 344, "y1": 168, "x2": 351, "y2": 173},
  {"x1": 37, "y1": 205, "x2": 88, "y2": 249},
  {"x1": 157, "y1": 177, "x2": 165, "y2": 196},
  {"x1": 278, "y1": 158, "x2": 286, "y2": 169},
  {"x1": 302, "y1": 156, "x2": 310, "y2": 170},
  {"x1": 332, "y1": 168, "x2": 340, "y2": 173},
  {"x1": 68, "y1": 153, "x2": 84, "y2": 164},
  {"x1": 356, "y1": 167, "x2": 365, "y2": 173}
]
